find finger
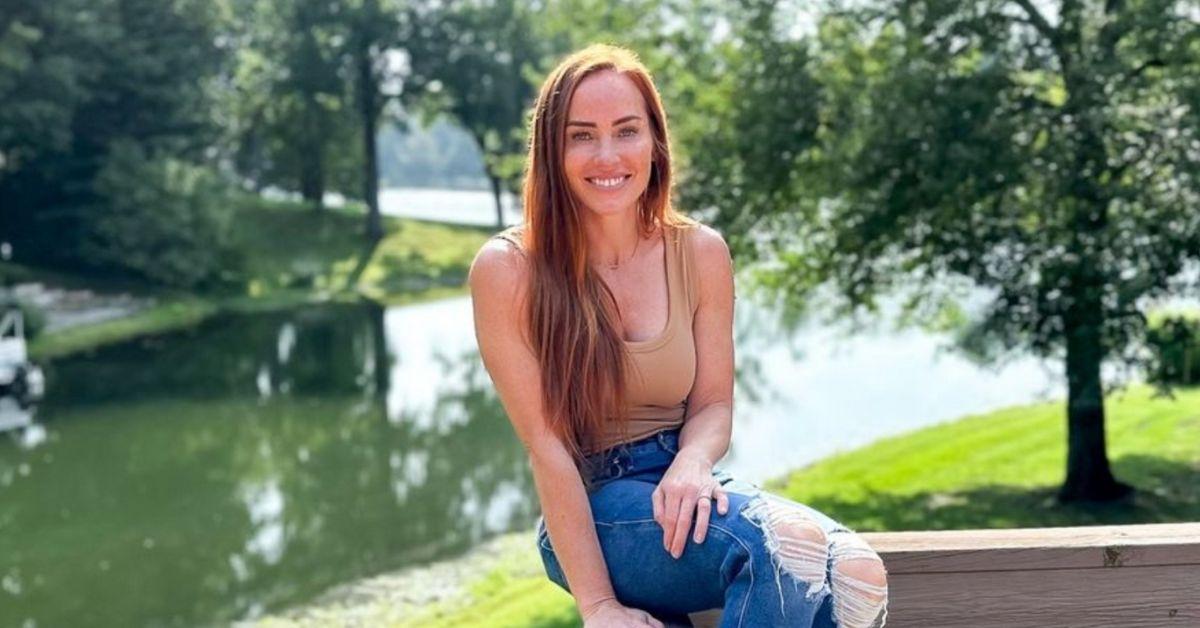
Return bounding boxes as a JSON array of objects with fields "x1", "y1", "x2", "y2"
[
  {"x1": 670, "y1": 495, "x2": 694, "y2": 558},
  {"x1": 693, "y1": 494, "x2": 713, "y2": 544},
  {"x1": 661, "y1": 489, "x2": 680, "y2": 551},
  {"x1": 715, "y1": 487, "x2": 730, "y2": 516},
  {"x1": 644, "y1": 613, "x2": 665, "y2": 628},
  {"x1": 652, "y1": 487, "x2": 664, "y2": 525}
]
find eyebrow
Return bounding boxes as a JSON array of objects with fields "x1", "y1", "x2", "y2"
[{"x1": 566, "y1": 115, "x2": 642, "y2": 128}]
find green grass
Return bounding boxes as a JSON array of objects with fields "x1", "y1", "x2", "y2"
[
  {"x1": 231, "y1": 196, "x2": 490, "y2": 300},
  {"x1": 357, "y1": 386, "x2": 1200, "y2": 628},
  {"x1": 396, "y1": 547, "x2": 579, "y2": 628},
  {"x1": 29, "y1": 298, "x2": 218, "y2": 360},
  {"x1": 773, "y1": 385, "x2": 1200, "y2": 531}
]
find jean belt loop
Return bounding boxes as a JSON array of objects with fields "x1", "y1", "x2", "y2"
[{"x1": 656, "y1": 430, "x2": 677, "y2": 454}]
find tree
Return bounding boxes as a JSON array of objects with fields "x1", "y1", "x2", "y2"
[
  {"x1": 709, "y1": 0, "x2": 1200, "y2": 502},
  {"x1": 341, "y1": 0, "x2": 397, "y2": 243},
  {"x1": 229, "y1": 0, "x2": 361, "y2": 211},
  {"x1": 405, "y1": 0, "x2": 548, "y2": 229},
  {"x1": 0, "y1": 0, "x2": 235, "y2": 285}
]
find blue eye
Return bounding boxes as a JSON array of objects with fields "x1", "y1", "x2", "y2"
[
  {"x1": 570, "y1": 131, "x2": 593, "y2": 141},
  {"x1": 619, "y1": 127, "x2": 638, "y2": 137}
]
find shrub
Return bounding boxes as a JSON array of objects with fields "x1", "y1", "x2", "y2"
[
  {"x1": 81, "y1": 140, "x2": 238, "y2": 288},
  {"x1": 1145, "y1": 312, "x2": 1200, "y2": 386}
]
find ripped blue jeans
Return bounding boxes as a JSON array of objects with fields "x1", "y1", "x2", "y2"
[{"x1": 536, "y1": 429, "x2": 889, "y2": 627}]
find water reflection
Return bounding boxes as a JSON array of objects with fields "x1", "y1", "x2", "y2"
[
  {"x1": 0, "y1": 293, "x2": 1062, "y2": 627},
  {"x1": 0, "y1": 301, "x2": 533, "y2": 627},
  {"x1": 0, "y1": 397, "x2": 37, "y2": 437}
]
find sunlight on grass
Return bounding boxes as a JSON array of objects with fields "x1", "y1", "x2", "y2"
[{"x1": 375, "y1": 386, "x2": 1199, "y2": 625}]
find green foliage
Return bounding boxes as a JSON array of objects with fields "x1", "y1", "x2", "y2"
[
  {"x1": 0, "y1": 14, "x2": 81, "y2": 177},
  {"x1": 723, "y1": 1, "x2": 1200, "y2": 363},
  {"x1": 227, "y1": 0, "x2": 364, "y2": 207},
  {"x1": 699, "y1": 1, "x2": 1200, "y2": 498},
  {"x1": 674, "y1": 0, "x2": 822, "y2": 259},
  {"x1": 1, "y1": 0, "x2": 229, "y2": 282},
  {"x1": 1145, "y1": 312, "x2": 1200, "y2": 386},
  {"x1": 84, "y1": 141, "x2": 237, "y2": 287},
  {"x1": 405, "y1": 0, "x2": 550, "y2": 202}
]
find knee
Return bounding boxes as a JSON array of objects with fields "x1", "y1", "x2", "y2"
[
  {"x1": 741, "y1": 496, "x2": 828, "y2": 587},
  {"x1": 829, "y1": 531, "x2": 889, "y2": 628}
]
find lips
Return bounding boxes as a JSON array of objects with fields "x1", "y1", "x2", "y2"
[{"x1": 585, "y1": 174, "x2": 632, "y2": 190}]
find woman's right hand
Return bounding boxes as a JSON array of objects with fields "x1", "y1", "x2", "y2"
[{"x1": 582, "y1": 598, "x2": 665, "y2": 628}]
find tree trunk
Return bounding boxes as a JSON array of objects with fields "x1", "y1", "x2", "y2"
[
  {"x1": 489, "y1": 174, "x2": 504, "y2": 229},
  {"x1": 366, "y1": 299, "x2": 390, "y2": 399},
  {"x1": 1058, "y1": 296, "x2": 1133, "y2": 503},
  {"x1": 299, "y1": 149, "x2": 325, "y2": 211},
  {"x1": 357, "y1": 41, "x2": 383, "y2": 243}
]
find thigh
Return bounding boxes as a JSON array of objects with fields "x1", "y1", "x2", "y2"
[
  {"x1": 537, "y1": 474, "x2": 757, "y2": 616},
  {"x1": 713, "y1": 466, "x2": 852, "y2": 536}
]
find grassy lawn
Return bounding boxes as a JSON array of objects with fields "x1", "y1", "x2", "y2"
[
  {"x1": 233, "y1": 196, "x2": 490, "y2": 299},
  {"x1": 23, "y1": 196, "x2": 490, "y2": 359},
  {"x1": 349, "y1": 385, "x2": 1199, "y2": 628},
  {"x1": 774, "y1": 384, "x2": 1200, "y2": 531}
]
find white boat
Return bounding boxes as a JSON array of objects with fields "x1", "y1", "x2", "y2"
[{"x1": 0, "y1": 308, "x2": 44, "y2": 402}]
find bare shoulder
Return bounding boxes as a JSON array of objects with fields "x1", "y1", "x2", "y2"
[
  {"x1": 687, "y1": 223, "x2": 733, "y2": 275},
  {"x1": 469, "y1": 237, "x2": 529, "y2": 303}
]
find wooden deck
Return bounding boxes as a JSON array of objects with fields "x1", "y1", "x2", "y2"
[{"x1": 689, "y1": 522, "x2": 1200, "y2": 627}]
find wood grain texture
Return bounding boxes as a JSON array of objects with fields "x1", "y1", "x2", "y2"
[
  {"x1": 863, "y1": 523, "x2": 1200, "y2": 574},
  {"x1": 685, "y1": 523, "x2": 1200, "y2": 627},
  {"x1": 884, "y1": 563, "x2": 1200, "y2": 627}
]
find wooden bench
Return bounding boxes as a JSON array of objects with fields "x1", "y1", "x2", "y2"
[{"x1": 687, "y1": 522, "x2": 1200, "y2": 627}]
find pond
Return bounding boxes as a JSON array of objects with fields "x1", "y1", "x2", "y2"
[{"x1": 0, "y1": 293, "x2": 1058, "y2": 627}]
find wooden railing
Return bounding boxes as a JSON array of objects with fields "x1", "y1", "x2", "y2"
[{"x1": 689, "y1": 522, "x2": 1200, "y2": 627}]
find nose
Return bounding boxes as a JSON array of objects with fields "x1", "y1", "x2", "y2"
[{"x1": 594, "y1": 137, "x2": 620, "y2": 165}]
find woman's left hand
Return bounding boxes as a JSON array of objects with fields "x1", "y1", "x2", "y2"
[{"x1": 651, "y1": 449, "x2": 730, "y2": 559}]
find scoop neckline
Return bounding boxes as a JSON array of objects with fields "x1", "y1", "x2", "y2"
[{"x1": 623, "y1": 226, "x2": 675, "y2": 352}]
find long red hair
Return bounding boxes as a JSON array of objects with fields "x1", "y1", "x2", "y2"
[{"x1": 509, "y1": 44, "x2": 691, "y2": 470}]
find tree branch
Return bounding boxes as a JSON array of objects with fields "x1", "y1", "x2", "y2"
[
  {"x1": 1010, "y1": 0, "x2": 1057, "y2": 45},
  {"x1": 1126, "y1": 58, "x2": 1166, "y2": 81}
]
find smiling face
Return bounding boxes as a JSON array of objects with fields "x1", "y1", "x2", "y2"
[{"x1": 563, "y1": 70, "x2": 655, "y2": 220}]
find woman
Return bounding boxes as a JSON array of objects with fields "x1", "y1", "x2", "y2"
[{"x1": 470, "y1": 44, "x2": 889, "y2": 627}]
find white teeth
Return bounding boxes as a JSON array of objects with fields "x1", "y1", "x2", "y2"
[{"x1": 589, "y1": 176, "x2": 628, "y2": 188}]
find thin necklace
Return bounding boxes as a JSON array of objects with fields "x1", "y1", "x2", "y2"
[{"x1": 602, "y1": 236, "x2": 640, "y2": 271}]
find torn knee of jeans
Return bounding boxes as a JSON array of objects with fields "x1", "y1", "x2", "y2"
[
  {"x1": 829, "y1": 530, "x2": 890, "y2": 628},
  {"x1": 740, "y1": 494, "x2": 829, "y2": 604}
]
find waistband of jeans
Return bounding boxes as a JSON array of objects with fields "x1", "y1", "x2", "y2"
[{"x1": 583, "y1": 428, "x2": 681, "y2": 484}]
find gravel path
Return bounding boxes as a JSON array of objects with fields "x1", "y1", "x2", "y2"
[{"x1": 246, "y1": 531, "x2": 539, "y2": 627}]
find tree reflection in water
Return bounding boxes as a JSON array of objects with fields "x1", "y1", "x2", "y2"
[{"x1": 0, "y1": 299, "x2": 534, "y2": 627}]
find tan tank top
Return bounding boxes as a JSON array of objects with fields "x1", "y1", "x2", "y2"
[
  {"x1": 583, "y1": 223, "x2": 698, "y2": 455},
  {"x1": 491, "y1": 223, "x2": 700, "y2": 456}
]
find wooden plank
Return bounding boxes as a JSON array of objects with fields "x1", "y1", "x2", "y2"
[
  {"x1": 686, "y1": 524, "x2": 1200, "y2": 627},
  {"x1": 862, "y1": 522, "x2": 1200, "y2": 551},
  {"x1": 862, "y1": 523, "x2": 1200, "y2": 574},
  {"x1": 885, "y1": 563, "x2": 1200, "y2": 627}
]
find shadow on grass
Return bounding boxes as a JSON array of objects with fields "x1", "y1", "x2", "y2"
[
  {"x1": 366, "y1": 248, "x2": 469, "y2": 294},
  {"x1": 405, "y1": 455, "x2": 1198, "y2": 628},
  {"x1": 800, "y1": 454, "x2": 1200, "y2": 533}
]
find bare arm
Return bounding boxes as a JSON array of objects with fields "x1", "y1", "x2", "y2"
[
  {"x1": 469, "y1": 240, "x2": 661, "y2": 626},
  {"x1": 678, "y1": 225, "x2": 736, "y2": 466},
  {"x1": 653, "y1": 225, "x2": 736, "y2": 558}
]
